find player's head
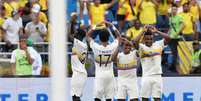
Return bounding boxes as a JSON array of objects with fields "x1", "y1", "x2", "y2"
[
  {"x1": 193, "y1": 41, "x2": 200, "y2": 51},
  {"x1": 99, "y1": 28, "x2": 110, "y2": 43},
  {"x1": 94, "y1": 0, "x2": 101, "y2": 6},
  {"x1": 143, "y1": 29, "x2": 154, "y2": 47},
  {"x1": 171, "y1": 3, "x2": 178, "y2": 15},
  {"x1": 123, "y1": 41, "x2": 132, "y2": 54},
  {"x1": 19, "y1": 35, "x2": 28, "y2": 50},
  {"x1": 183, "y1": 3, "x2": 189, "y2": 12}
]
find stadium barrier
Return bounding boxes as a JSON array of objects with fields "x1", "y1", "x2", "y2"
[{"x1": 0, "y1": 77, "x2": 200, "y2": 101}]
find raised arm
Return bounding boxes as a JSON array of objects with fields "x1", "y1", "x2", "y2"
[
  {"x1": 151, "y1": 26, "x2": 171, "y2": 45},
  {"x1": 106, "y1": 0, "x2": 117, "y2": 9},
  {"x1": 104, "y1": 21, "x2": 121, "y2": 42}
]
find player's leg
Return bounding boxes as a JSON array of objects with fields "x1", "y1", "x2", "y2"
[
  {"x1": 106, "y1": 99, "x2": 112, "y2": 101},
  {"x1": 94, "y1": 78, "x2": 104, "y2": 101},
  {"x1": 140, "y1": 77, "x2": 152, "y2": 101},
  {"x1": 94, "y1": 98, "x2": 101, "y2": 101},
  {"x1": 72, "y1": 95, "x2": 81, "y2": 101},
  {"x1": 130, "y1": 98, "x2": 138, "y2": 101},
  {"x1": 152, "y1": 76, "x2": 162, "y2": 101},
  {"x1": 153, "y1": 98, "x2": 161, "y2": 101},
  {"x1": 127, "y1": 77, "x2": 139, "y2": 101},
  {"x1": 71, "y1": 72, "x2": 87, "y2": 101},
  {"x1": 105, "y1": 77, "x2": 115, "y2": 101},
  {"x1": 117, "y1": 99, "x2": 126, "y2": 101},
  {"x1": 141, "y1": 98, "x2": 149, "y2": 101}
]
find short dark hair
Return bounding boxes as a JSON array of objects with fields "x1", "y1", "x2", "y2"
[
  {"x1": 144, "y1": 29, "x2": 153, "y2": 36},
  {"x1": 99, "y1": 28, "x2": 110, "y2": 42}
]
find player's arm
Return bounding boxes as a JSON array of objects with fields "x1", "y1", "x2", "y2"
[
  {"x1": 106, "y1": 0, "x2": 117, "y2": 9},
  {"x1": 151, "y1": 26, "x2": 171, "y2": 45},
  {"x1": 79, "y1": 0, "x2": 84, "y2": 23},
  {"x1": 132, "y1": 26, "x2": 147, "y2": 49},
  {"x1": 86, "y1": 21, "x2": 105, "y2": 43},
  {"x1": 112, "y1": 47, "x2": 119, "y2": 62},
  {"x1": 105, "y1": 21, "x2": 122, "y2": 43}
]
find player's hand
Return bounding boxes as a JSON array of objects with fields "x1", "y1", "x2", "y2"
[
  {"x1": 104, "y1": 21, "x2": 113, "y2": 27},
  {"x1": 150, "y1": 26, "x2": 158, "y2": 33}
]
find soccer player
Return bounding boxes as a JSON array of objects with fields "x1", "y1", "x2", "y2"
[
  {"x1": 134, "y1": 25, "x2": 170, "y2": 101},
  {"x1": 71, "y1": 32, "x2": 88, "y2": 101},
  {"x1": 86, "y1": 21, "x2": 121, "y2": 101},
  {"x1": 113, "y1": 38, "x2": 139, "y2": 101}
]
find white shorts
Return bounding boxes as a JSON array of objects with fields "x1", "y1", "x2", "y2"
[
  {"x1": 140, "y1": 75, "x2": 162, "y2": 98},
  {"x1": 117, "y1": 77, "x2": 138, "y2": 99},
  {"x1": 94, "y1": 74, "x2": 116, "y2": 99},
  {"x1": 71, "y1": 71, "x2": 87, "y2": 97}
]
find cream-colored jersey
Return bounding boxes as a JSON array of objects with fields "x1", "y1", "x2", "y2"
[
  {"x1": 90, "y1": 39, "x2": 119, "y2": 77},
  {"x1": 117, "y1": 50, "x2": 138, "y2": 78},
  {"x1": 139, "y1": 40, "x2": 164, "y2": 76},
  {"x1": 71, "y1": 38, "x2": 87, "y2": 74}
]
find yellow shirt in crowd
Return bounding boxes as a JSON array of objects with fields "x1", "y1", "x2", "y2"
[
  {"x1": 39, "y1": 12, "x2": 48, "y2": 25},
  {"x1": 4, "y1": 2, "x2": 13, "y2": 18},
  {"x1": 158, "y1": 1, "x2": 170, "y2": 15},
  {"x1": 39, "y1": 0, "x2": 48, "y2": 11},
  {"x1": 179, "y1": 12, "x2": 194, "y2": 34},
  {"x1": 89, "y1": 3, "x2": 108, "y2": 26},
  {"x1": 139, "y1": 1, "x2": 156, "y2": 24},
  {"x1": 117, "y1": 0, "x2": 127, "y2": 15},
  {"x1": 190, "y1": 5, "x2": 199, "y2": 21},
  {"x1": 126, "y1": 27, "x2": 143, "y2": 40}
]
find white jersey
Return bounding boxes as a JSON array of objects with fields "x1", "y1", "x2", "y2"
[
  {"x1": 2, "y1": 17, "x2": 23, "y2": 43},
  {"x1": 139, "y1": 39, "x2": 164, "y2": 76},
  {"x1": 27, "y1": 47, "x2": 42, "y2": 75},
  {"x1": 90, "y1": 39, "x2": 119, "y2": 77},
  {"x1": 71, "y1": 38, "x2": 88, "y2": 74},
  {"x1": 117, "y1": 50, "x2": 138, "y2": 78}
]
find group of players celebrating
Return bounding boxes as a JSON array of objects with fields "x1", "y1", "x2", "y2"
[{"x1": 71, "y1": 21, "x2": 170, "y2": 101}]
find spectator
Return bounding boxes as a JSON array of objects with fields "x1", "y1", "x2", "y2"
[
  {"x1": 25, "y1": 14, "x2": 47, "y2": 42},
  {"x1": 0, "y1": 5, "x2": 6, "y2": 42},
  {"x1": 139, "y1": 0, "x2": 158, "y2": 25},
  {"x1": 27, "y1": 38, "x2": 42, "y2": 76},
  {"x1": 68, "y1": 12, "x2": 79, "y2": 42},
  {"x1": 10, "y1": 35, "x2": 35, "y2": 76},
  {"x1": 21, "y1": 2, "x2": 32, "y2": 27},
  {"x1": 168, "y1": 4, "x2": 184, "y2": 72},
  {"x1": 189, "y1": 0, "x2": 201, "y2": 40},
  {"x1": 126, "y1": 0, "x2": 140, "y2": 23},
  {"x1": 179, "y1": 3, "x2": 196, "y2": 41},
  {"x1": 126, "y1": 20, "x2": 143, "y2": 40},
  {"x1": 117, "y1": 0, "x2": 127, "y2": 34},
  {"x1": 38, "y1": 0, "x2": 48, "y2": 15},
  {"x1": 3, "y1": 0, "x2": 14, "y2": 18},
  {"x1": 2, "y1": 10, "x2": 23, "y2": 52},
  {"x1": 86, "y1": 0, "x2": 117, "y2": 27},
  {"x1": 191, "y1": 41, "x2": 201, "y2": 74},
  {"x1": 157, "y1": 0, "x2": 171, "y2": 30},
  {"x1": 31, "y1": 3, "x2": 48, "y2": 25}
]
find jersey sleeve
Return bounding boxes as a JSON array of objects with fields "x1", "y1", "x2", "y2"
[
  {"x1": 156, "y1": 39, "x2": 165, "y2": 49},
  {"x1": 2, "y1": 19, "x2": 9, "y2": 30}
]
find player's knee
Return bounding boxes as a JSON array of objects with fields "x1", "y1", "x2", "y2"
[
  {"x1": 153, "y1": 98, "x2": 161, "y2": 101},
  {"x1": 130, "y1": 98, "x2": 138, "y2": 101},
  {"x1": 94, "y1": 98, "x2": 101, "y2": 101},
  {"x1": 117, "y1": 99, "x2": 126, "y2": 101},
  {"x1": 72, "y1": 95, "x2": 81, "y2": 101},
  {"x1": 106, "y1": 99, "x2": 112, "y2": 101},
  {"x1": 141, "y1": 98, "x2": 149, "y2": 101}
]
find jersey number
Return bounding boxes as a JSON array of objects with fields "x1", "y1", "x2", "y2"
[{"x1": 99, "y1": 55, "x2": 111, "y2": 67}]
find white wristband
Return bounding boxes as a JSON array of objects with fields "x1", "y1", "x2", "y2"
[
  {"x1": 112, "y1": 25, "x2": 117, "y2": 31},
  {"x1": 92, "y1": 25, "x2": 96, "y2": 30}
]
